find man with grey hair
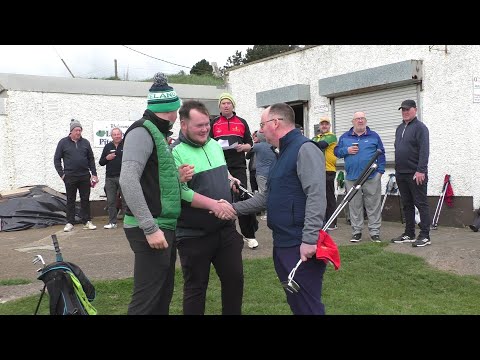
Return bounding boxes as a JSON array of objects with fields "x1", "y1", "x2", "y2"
[
  {"x1": 334, "y1": 111, "x2": 385, "y2": 243},
  {"x1": 99, "y1": 127, "x2": 126, "y2": 229},
  {"x1": 54, "y1": 119, "x2": 98, "y2": 232},
  {"x1": 219, "y1": 103, "x2": 329, "y2": 315}
]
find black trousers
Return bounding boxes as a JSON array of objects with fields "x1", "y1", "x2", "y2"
[
  {"x1": 64, "y1": 174, "x2": 91, "y2": 224},
  {"x1": 325, "y1": 171, "x2": 337, "y2": 227},
  {"x1": 249, "y1": 170, "x2": 258, "y2": 193},
  {"x1": 124, "y1": 227, "x2": 176, "y2": 315},
  {"x1": 176, "y1": 224, "x2": 244, "y2": 315},
  {"x1": 396, "y1": 172, "x2": 430, "y2": 238},
  {"x1": 229, "y1": 167, "x2": 258, "y2": 238}
]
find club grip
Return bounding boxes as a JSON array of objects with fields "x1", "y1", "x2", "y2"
[
  {"x1": 351, "y1": 149, "x2": 383, "y2": 188},
  {"x1": 51, "y1": 234, "x2": 63, "y2": 262}
]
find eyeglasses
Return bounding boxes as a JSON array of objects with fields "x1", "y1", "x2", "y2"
[
  {"x1": 353, "y1": 117, "x2": 366, "y2": 121},
  {"x1": 259, "y1": 118, "x2": 283, "y2": 129},
  {"x1": 281, "y1": 259, "x2": 302, "y2": 294}
]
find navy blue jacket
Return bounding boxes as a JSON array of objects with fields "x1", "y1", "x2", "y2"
[
  {"x1": 54, "y1": 136, "x2": 97, "y2": 178},
  {"x1": 394, "y1": 117, "x2": 429, "y2": 174},
  {"x1": 267, "y1": 130, "x2": 310, "y2": 248}
]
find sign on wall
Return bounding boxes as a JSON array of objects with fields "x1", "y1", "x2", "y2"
[
  {"x1": 93, "y1": 121, "x2": 134, "y2": 148},
  {"x1": 474, "y1": 77, "x2": 480, "y2": 103}
]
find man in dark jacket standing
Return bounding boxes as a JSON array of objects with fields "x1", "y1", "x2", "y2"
[
  {"x1": 54, "y1": 119, "x2": 98, "y2": 232},
  {"x1": 99, "y1": 127, "x2": 126, "y2": 229},
  {"x1": 391, "y1": 100, "x2": 431, "y2": 247}
]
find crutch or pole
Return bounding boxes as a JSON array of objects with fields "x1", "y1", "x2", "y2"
[
  {"x1": 431, "y1": 176, "x2": 450, "y2": 230},
  {"x1": 283, "y1": 149, "x2": 383, "y2": 293},
  {"x1": 380, "y1": 174, "x2": 395, "y2": 213}
]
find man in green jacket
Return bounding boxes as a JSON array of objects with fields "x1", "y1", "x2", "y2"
[
  {"x1": 172, "y1": 100, "x2": 243, "y2": 315},
  {"x1": 119, "y1": 73, "x2": 190, "y2": 315}
]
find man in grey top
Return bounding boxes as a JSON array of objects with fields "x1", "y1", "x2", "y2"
[
  {"x1": 119, "y1": 73, "x2": 193, "y2": 315},
  {"x1": 218, "y1": 103, "x2": 328, "y2": 315}
]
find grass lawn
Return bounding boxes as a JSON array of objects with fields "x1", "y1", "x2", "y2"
[{"x1": 1, "y1": 243, "x2": 479, "y2": 315}]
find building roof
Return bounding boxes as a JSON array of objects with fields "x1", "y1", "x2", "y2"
[{"x1": 0, "y1": 73, "x2": 225, "y2": 114}]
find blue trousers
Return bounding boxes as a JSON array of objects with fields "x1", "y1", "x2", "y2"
[{"x1": 273, "y1": 245, "x2": 327, "y2": 315}]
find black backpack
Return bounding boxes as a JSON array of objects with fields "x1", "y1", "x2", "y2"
[{"x1": 36, "y1": 261, "x2": 96, "y2": 315}]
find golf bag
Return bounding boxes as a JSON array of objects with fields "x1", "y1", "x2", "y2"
[
  {"x1": 35, "y1": 235, "x2": 97, "y2": 315},
  {"x1": 37, "y1": 261, "x2": 97, "y2": 315}
]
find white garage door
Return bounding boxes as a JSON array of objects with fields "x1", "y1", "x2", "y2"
[{"x1": 333, "y1": 85, "x2": 419, "y2": 163}]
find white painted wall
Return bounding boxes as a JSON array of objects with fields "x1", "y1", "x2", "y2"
[
  {"x1": 0, "y1": 90, "x2": 184, "y2": 200},
  {"x1": 227, "y1": 45, "x2": 480, "y2": 209}
]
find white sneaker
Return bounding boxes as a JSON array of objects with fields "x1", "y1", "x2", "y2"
[
  {"x1": 64, "y1": 223, "x2": 74, "y2": 232},
  {"x1": 104, "y1": 223, "x2": 117, "y2": 229},
  {"x1": 244, "y1": 238, "x2": 259, "y2": 249},
  {"x1": 83, "y1": 221, "x2": 97, "y2": 230}
]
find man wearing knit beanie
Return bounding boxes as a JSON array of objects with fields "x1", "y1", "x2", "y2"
[
  {"x1": 70, "y1": 119, "x2": 83, "y2": 132},
  {"x1": 147, "y1": 73, "x2": 181, "y2": 114},
  {"x1": 54, "y1": 119, "x2": 98, "y2": 232},
  {"x1": 120, "y1": 72, "x2": 192, "y2": 314},
  {"x1": 210, "y1": 92, "x2": 259, "y2": 249},
  {"x1": 218, "y1": 93, "x2": 236, "y2": 108}
]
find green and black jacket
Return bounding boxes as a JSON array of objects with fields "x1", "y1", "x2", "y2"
[{"x1": 172, "y1": 131, "x2": 234, "y2": 238}]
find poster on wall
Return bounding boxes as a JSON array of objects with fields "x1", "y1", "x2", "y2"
[
  {"x1": 474, "y1": 77, "x2": 480, "y2": 103},
  {"x1": 93, "y1": 121, "x2": 134, "y2": 148}
]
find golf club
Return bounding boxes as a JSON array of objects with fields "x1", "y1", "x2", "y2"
[{"x1": 281, "y1": 149, "x2": 383, "y2": 294}]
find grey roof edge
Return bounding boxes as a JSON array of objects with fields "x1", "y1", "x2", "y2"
[
  {"x1": 0, "y1": 73, "x2": 227, "y2": 99},
  {"x1": 318, "y1": 60, "x2": 423, "y2": 98},
  {"x1": 256, "y1": 84, "x2": 310, "y2": 108}
]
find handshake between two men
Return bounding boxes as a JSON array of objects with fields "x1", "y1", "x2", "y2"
[
  {"x1": 209, "y1": 176, "x2": 242, "y2": 221},
  {"x1": 178, "y1": 164, "x2": 245, "y2": 221}
]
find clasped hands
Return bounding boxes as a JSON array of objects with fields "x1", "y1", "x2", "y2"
[{"x1": 210, "y1": 199, "x2": 237, "y2": 220}]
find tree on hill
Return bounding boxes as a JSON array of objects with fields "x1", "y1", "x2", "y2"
[{"x1": 190, "y1": 59, "x2": 213, "y2": 76}]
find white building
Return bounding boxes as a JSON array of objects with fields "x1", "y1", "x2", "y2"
[
  {"x1": 226, "y1": 45, "x2": 480, "y2": 227},
  {"x1": 0, "y1": 73, "x2": 225, "y2": 205}
]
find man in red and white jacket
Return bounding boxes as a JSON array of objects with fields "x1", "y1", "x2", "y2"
[{"x1": 210, "y1": 93, "x2": 259, "y2": 249}]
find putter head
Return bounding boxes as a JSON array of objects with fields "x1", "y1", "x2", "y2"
[{"x1": 281, "y1": 279, "x2": 300, "y2": 294}]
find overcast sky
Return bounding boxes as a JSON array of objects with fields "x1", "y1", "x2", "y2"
[{"x1": 0, "y1": 45, "x2": 253, "y2": 80}]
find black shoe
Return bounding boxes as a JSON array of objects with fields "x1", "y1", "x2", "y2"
[
  {"x1": 350, "y1": 233, "x2": 362, "y2": 243},
  {"x1": 412, "y1": 236, "x2": 431, "y2": 247},
  {"x1": 391, "y1": 233, "x2": 415, "y2": 244},
  {"x1": 370, "y1": 235, "x2": 381, "y2": 243}
]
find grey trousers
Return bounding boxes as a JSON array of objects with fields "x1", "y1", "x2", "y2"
[
  {"x1": 345, "y1": 172, "x2": 382, "y2": 236},
  {"x1": 256, "y1": 175, "x2": 268, "y2": 194}
]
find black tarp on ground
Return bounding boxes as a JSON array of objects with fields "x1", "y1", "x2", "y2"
[{"x1": 0, "y1": 185, "x2": 80, "y2": 232}]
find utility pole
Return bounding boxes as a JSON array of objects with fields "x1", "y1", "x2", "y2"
[
  {"x1": 53, "y1": 46, "x2": 75, "y2": 78},
  {"x1": 61, "y1": 59, "x2": 75, "y2": 78},
  {"x1": 114, "y1": 59, "x2": 118, "y2": 79}
]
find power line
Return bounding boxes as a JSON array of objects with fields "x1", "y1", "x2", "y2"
[{"x1": 121, "y1": 45, "x2": 190, "y2": 69}]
